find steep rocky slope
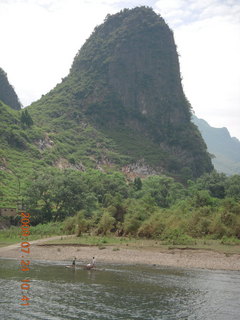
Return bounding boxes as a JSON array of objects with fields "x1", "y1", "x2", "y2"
[{"x1": 29, "y1": 7, "x2": 213, "y2": 179}]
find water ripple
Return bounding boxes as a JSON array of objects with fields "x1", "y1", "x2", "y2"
[{"x1": 1, "y1": 259, "x2": 240, "y2": 320}]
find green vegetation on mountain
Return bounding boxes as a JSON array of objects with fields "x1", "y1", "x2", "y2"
[
  {"x1": 0, "y1": 69, "x2": 40, "y2": 207},
  {"x1": 0, "y1": 67, "x2": 21, "y2": 110},
  {"x1": 0, "y1": 101, "x2": 45, "y2": 206}
]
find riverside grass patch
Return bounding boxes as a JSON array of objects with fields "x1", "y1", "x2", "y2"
[{"x1": 0, "y1": 222, "x2": 65, "y2": 245}]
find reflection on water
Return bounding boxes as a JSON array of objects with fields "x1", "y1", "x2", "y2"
[{"x1": 0, "y1": 258, "x2": 240, "y2": 320}]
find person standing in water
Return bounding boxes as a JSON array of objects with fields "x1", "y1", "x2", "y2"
[
  {"x1": 72, "y1": 257, "x2": 77, "y2": 268},
  {"x1": 85, "y1": 257, "x2": 95, "y2": 270}
]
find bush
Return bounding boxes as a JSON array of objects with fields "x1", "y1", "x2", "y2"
[
  {"x1": 220, "y1": 211, "x2": 236, "y2": 227},
  {"x1": 191, "y1": 190, "x2": 215, "y2": 208},
  {"x1": 161, "y1": 228, "x2": 195, "y2": 245},
  {"x1": 63, "y1": 211, "x2": 91, "y2": 236},
  {"x1": 187, "y1": 213, "x2": 211, "y2": 237},
  {"x1": 63, "y1": 216, "x2": 76, "y2": 234},
  {"x1": 123, "y1": 214, "x2": 142, "y2": 235},
  {"x1": 96, "y1": 211, "x2": 115, "y2": 235},
  {"x1": 137, "y1": 213, "x2": 165, "y2": 238},
  {"x1": 209, "y1": 216, "x2": 230, "y2": 239},
  {"x1": 75, "y1": 211, "x2": 90, "y2": 236}
]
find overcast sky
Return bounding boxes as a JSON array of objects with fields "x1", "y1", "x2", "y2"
[{"x1": 0, "y1": 0, "x2": 240, "y2": 139}]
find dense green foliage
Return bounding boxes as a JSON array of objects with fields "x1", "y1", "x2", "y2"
[
  {"x1": 17, "y1": 169, "x2": 240, "y2": 242},
  {"x1": 0, "y1": 67, "x2": 21, "y2": 110}
]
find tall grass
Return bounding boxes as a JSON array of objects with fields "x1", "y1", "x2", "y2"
[{"x1": 0, "y1": 222, "x2": 65, "y2": 246}]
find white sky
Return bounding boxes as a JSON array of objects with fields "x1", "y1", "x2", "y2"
[{"x1": 0, "y1": 0, "x2": 240, "y2": 139}]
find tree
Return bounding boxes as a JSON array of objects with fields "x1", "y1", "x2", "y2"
[
  {"x1": 24, "y1": 169, "x2": 58, "y2": 223},
  {"x1": 83, "y1": 170, "x2": 129, "y2": 204},
  {"x1": 225, "y1": 175, "x2": 240, "y2": 200},
  {"x1": 20, "y1": 109, "x2": 33, "y2": 127},
  {"x1": 133, "y1": 177, "x2": 142, "y2": 190},
  {"x1": 139, "y1": 175, "x2": 185, "y2": 208},
  {"x1": 192, "y1": 171, "x2": 227, "y2": 199},
  {"x1": 190, "y1": 190, "x2": 215, "y2": 208},
  {"x1": 24, "y1": 169, "x2": 89, "y2": 222}
]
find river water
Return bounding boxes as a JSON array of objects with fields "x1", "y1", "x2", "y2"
[{"x1": 0, "y1": 258, "x2": 240, "y2": 320}]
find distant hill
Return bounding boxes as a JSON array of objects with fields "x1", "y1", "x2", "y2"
[
  {"x1": 192, "y1": 115, "x2": 240, "y2": 175},
  {"x1": 0, "y1": 67, "x2": 21, "y2": 110}
]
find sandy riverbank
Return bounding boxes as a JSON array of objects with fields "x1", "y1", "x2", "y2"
[{"x1": 0, "y1": 236, "x2": 240, "y2": 271}]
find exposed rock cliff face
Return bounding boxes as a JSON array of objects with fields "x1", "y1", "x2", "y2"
[
  {"x1": 0, "y1": 67, "x2": 21, "y2": 110},
  {"x1": 29, "y1": 7, "x2": 213, "y2": 179},
  {"x1": 122, "y1": 160, "x2": 159, "y2": 179}
]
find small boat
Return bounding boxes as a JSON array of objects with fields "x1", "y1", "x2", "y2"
[
  {"x1": 65, "y1": 265, "x2": 76, "y2": 269},
  {"x1": 83, "y1": 257, "x2": 95, "y2": 270},
  {"x1": 65, "y1": 257, "x2": 96, "y2": 270}
]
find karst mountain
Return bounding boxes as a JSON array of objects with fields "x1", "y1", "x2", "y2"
[
  {"x1": 29, "y1": 7, "x2": 213, "y2": 179},
  {"x1": 1, "y1": 7, "x2": 215, "y2": 206}
]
